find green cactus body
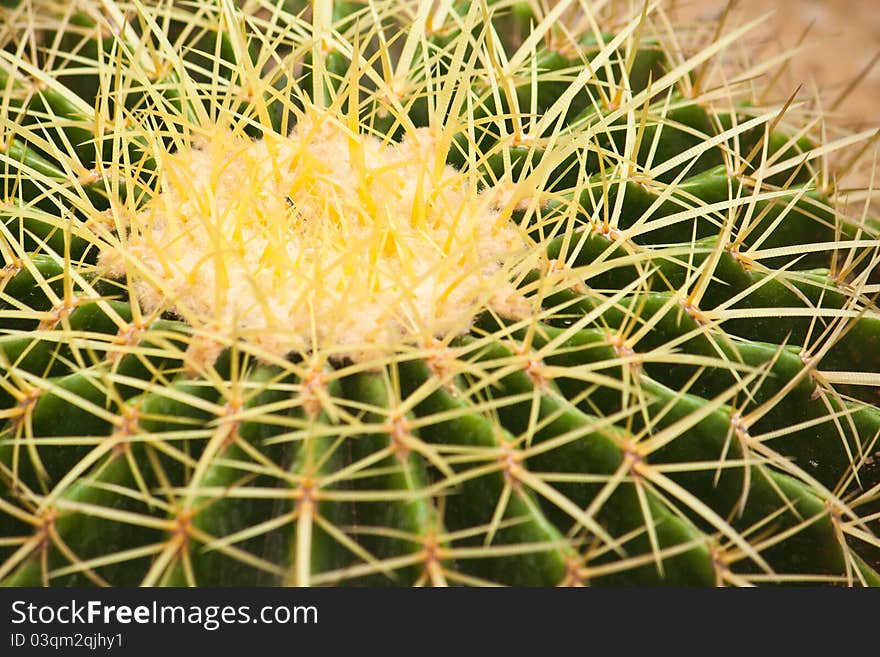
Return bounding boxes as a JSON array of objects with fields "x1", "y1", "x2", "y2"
[{"x1": 0, "y1": 0, "x2": 878, "y2": 587}]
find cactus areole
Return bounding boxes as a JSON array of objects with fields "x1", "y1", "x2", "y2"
[{"x1": 0, "y1": 0, "x2": 879, "y2": 587}]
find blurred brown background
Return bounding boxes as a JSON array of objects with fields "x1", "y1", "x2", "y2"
[{"x1": 673, "y1": 0, "x2": 879, "y2": 128}]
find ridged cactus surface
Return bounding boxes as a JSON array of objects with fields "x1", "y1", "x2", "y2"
[{"x1": 1, "y1": 0, "x2": 879, "y2": 586}]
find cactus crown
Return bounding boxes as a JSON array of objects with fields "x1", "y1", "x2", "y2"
[
  {"x1": 0, "y1": 0, "x2": 879, "y2": 587},
  {"x1": 99, "y1": 108, "x2": 531, "y2": 362}
]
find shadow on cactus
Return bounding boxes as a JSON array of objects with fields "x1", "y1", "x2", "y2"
[{"x1": 1, "y1": 0, "x2": 879, "y2": 586}]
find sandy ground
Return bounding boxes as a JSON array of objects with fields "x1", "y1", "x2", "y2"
[{"x1": 671, "y1": 0, "x2": 880, "y2": 128}]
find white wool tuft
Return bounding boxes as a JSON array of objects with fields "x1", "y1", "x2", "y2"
[{"x1": 99, "y1": 111, "x2": 530, "y2": 361}]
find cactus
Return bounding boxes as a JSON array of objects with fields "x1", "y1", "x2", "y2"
[{"x1": 0, "y1": 0, "x2": 879, "y2": 587}]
